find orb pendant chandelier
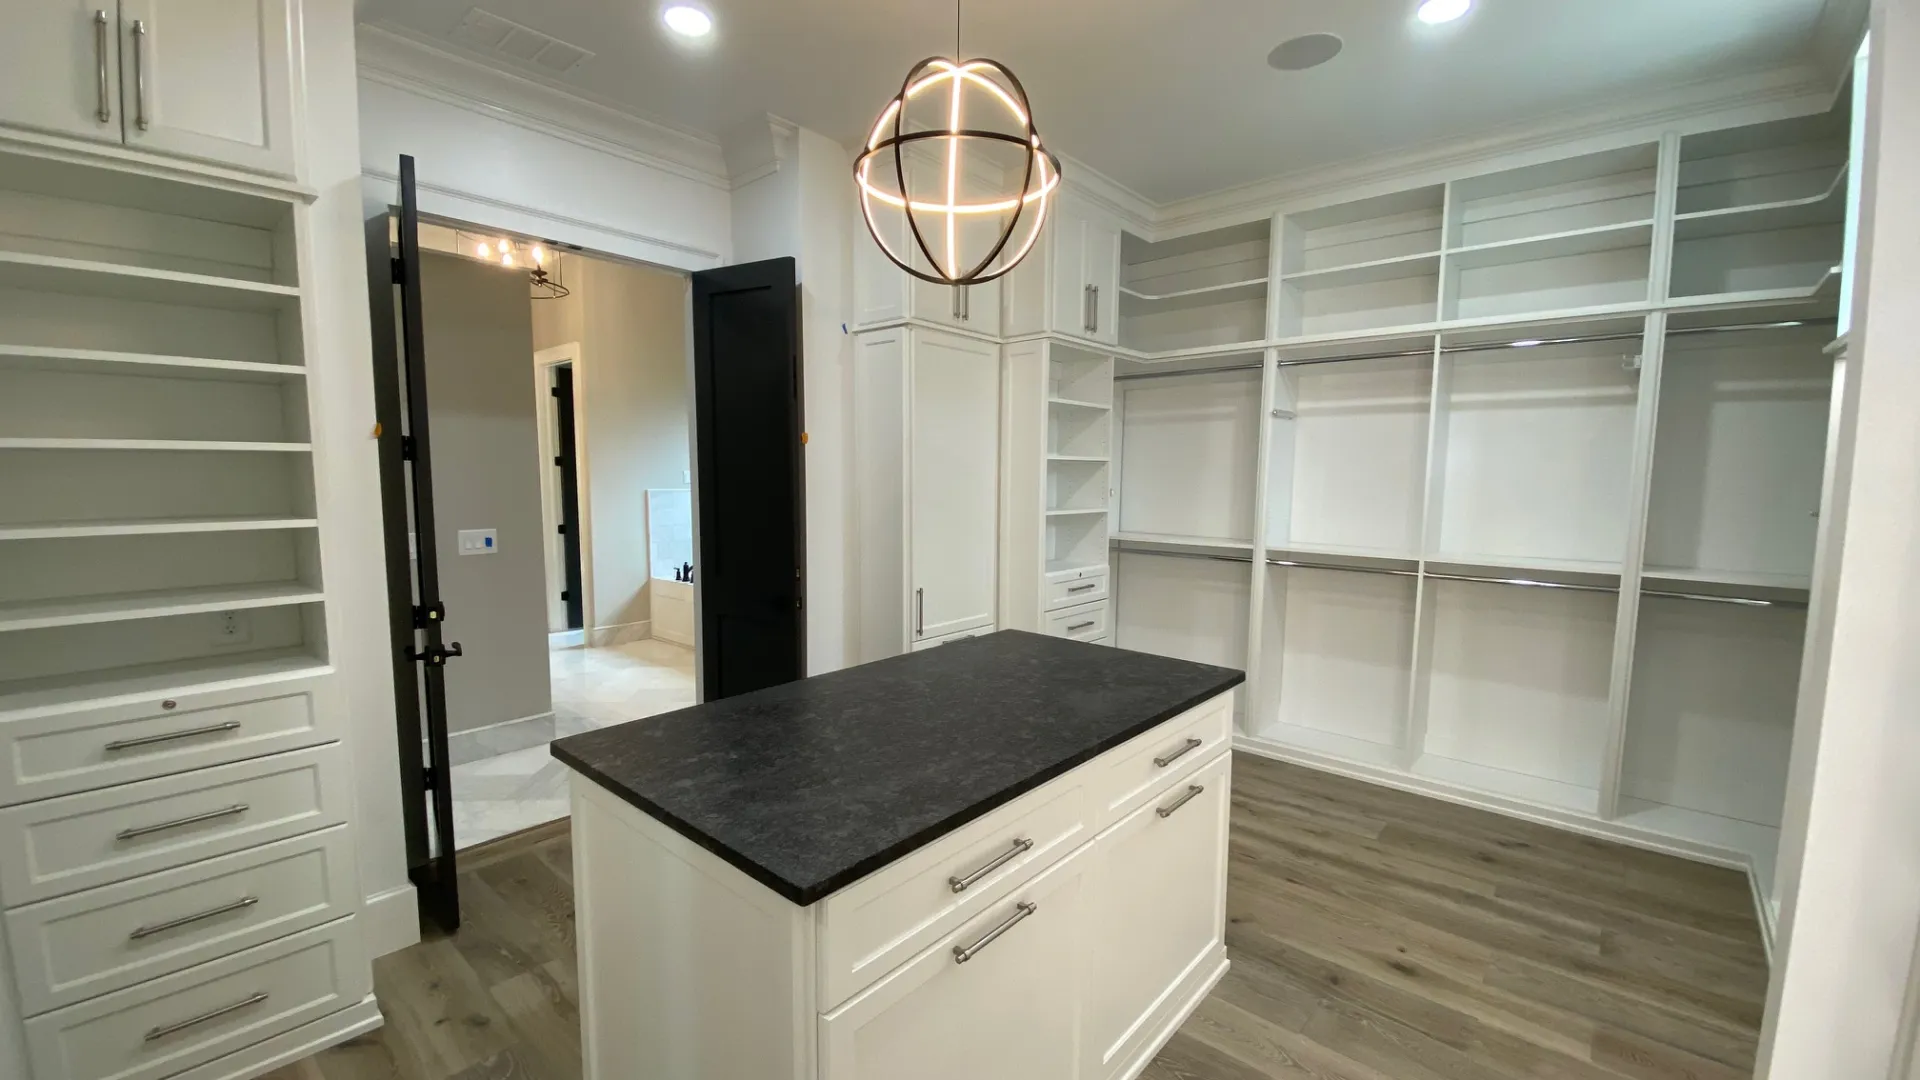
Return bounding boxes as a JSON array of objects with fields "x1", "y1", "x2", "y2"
[{"x1": 854, "y1": 9, "x2": 1061, "y2": 288}]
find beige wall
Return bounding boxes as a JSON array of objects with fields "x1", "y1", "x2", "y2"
[
  {"x1": 532, "y1": 252, "x2": 691, "y2": 638},
  {"x1": 420, "y1": 251, "x2": 553, "y2": 734}
]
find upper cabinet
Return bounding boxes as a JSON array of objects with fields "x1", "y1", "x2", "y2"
[
  {"x1": 853, "y1": 151, "x2": 1004, "y2": 336},
  {"x1": 1002, "y1": 195, "x2": 1121, "y2": 345},
  {"x1": 0, "y1": 0, "x2": 298, "y2": 179}
]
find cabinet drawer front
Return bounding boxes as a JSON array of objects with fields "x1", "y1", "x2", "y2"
[
  {"x1": 821, "y1": 845, "x2": 1087, "y2": 1080},
  {"x1": 23, "y1": 918, "x2": 369, "y2": 1080},
  {"x1": 0, "y1": 674, "x2": 336, "y2": 806},
  {"x1": 1043, "y1": 569, "x2": 1108, "y2": 611},
  {"x1": 1093, "y1": 693, "x2": 1232, "y2": 828},
  {"x1": 0, "y1": 745, "x2": 348, "y2": 906},
  {"x1": 1043, "y1": 600, "x2": 1109, "y2": 642},
  {"x1": 5, "y1": 826, "x2": 356, "y2": 1015},
  {"x1": 1085, "y1": 752, "x2": 1231, "y2": 1079},
  {"x1": 819, "y1": 769, "x2": 1090, "y2": 1009}
]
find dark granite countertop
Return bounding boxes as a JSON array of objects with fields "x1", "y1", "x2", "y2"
[{"x1": 550, "y1": 630, "x2": 1244, "y2": 905}]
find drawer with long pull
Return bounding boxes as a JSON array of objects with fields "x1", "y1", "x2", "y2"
[
  {"x1": 1043, "y1": 567, "x2": 1109, "y2": 611},
  {"x1": 817, "y1": 766, "x2": 1092, "y2": 1009},
  {"x1": 5, "y1": 826, "x2": 357, "y2": 1015},
  {"x1": 0, "y1": 744, "x2": 350, "y2": 907},
  {"x1": 0, "y1": 672, "x2": 337, "y2": 807},
  {"x1": 22, "y1": 918, "x2": 370, "y2": 1080},
  {"x1": 1091, "y1": 694, "x2": 1232, "y2": 829},
  {"x1": 1044, "y1": 599, "x2": 1109, "y2": 642}
]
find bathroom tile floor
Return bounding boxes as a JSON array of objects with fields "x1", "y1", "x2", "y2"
[{"x1": 447, "y1": 638, "x2": 695, "y2": 848}]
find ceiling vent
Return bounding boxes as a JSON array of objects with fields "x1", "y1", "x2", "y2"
[{"x1": 451, "y1": 7, "x2": 595, "y2": 75}]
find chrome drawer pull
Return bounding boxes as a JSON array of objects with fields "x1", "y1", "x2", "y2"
[
  {"x1": 948, "y1": 837, "x2": 1033, "y2": 893},
  {"x1": 1153, "y1": 738, "x2": 1203, "y2": 768},
  {"x1": 1157, "y1": 784, "x2": 1205, "y2": 819},
  {"x1": 106, "y1": 720, "x2": 241, "y2": 752},
  {"x1": 1066, "y1": 621, "x2": 1096, "y2": 632},
  {"x1": 144, "y1": 992, "x2": 268, "y2": 1042},
  {"x1": 1067, "y1": 583, "x2": 1099, "y2": 594},
  {"x1": 130, "y1": 896, "x2": 259, "y2": 940},
  {"x1": 952, "y1": 901, "x2": 1036, "y2": 964},
  {"x1": 117, "y1": 803, "x2": 248, "y2": 841}
]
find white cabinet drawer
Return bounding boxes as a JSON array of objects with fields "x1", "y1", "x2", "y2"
[
  {"x1": 5, "y1": 826, "x2": 357, "y2": 1015},
  {"x1": 0, "y1": 672, "x2": 337, "y2": 807},
  {"x1": 820, "y1": 844, "x2": 1087, "y2": 1080},
  {"x1": 818, "y1": 767, "x2": 1091, "y2": 1009},
  {"x1": 1044, "y1": 600, "x2": 1108, "y2": 642},
  {"x1": 1043, "y1": 568, "x2": 1108, "y2": 611},
  {"x1": 23, "y1": 918, "x2": 370, "y2": 1080},
  {"x1": 1092, "y1": 694, "x2": 1232, "y2": 829},
  {"x1": 0, "y1": 744, "x2": 349, "y2": 906},
  {"x1": 1084, "y1": 753, "x2": 1231, "y2": 1080},
  {"x1": 909, "y1": 627, "x2": 996, "y2": 652}
]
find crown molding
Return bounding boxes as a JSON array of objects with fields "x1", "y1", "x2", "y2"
[
  {"x1": 1809, "y1": 0, "x2": 1871, "y2": 87},
  {"x1": 723, "y1": 115, "x2": 801, "y2": 188},
  {"x1": 1053, "y1": 152, "x2": 1156, "y2": 237},
  {"x1": 1150, "y1": 61, "x2": 1836, "y2": 238},
  {"x1": 354, "y1": 22, "x2": 731, "y2": 191}
]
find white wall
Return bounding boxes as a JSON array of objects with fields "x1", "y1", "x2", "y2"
[
  {"x1": 1760, "y1": 2, "x2": 1920, "y2": 1076},
  {"x1": 305, "y1": 0, "x2": 418, "y2": 957}
]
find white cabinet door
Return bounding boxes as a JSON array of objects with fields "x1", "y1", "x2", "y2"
[
  {"x1": 1085, "y1": 215, "x2": 1122, "y2": 344},
  {"x1": 910, "y1": 330, "x2": 1000, "y2": 640},
  {"x1": 119, "y1": 0, "x2": 298, "y2": 177},
  {"x1": 1082, "y1": 752, "x2": 1231, "y2": 1080},
  {"x1": 0, "y1": 1, "x2": 122, "y2": 143},
  {"x1": 1049, "y1": 204, "x2": 1091, "y2": 336},
  {"x1": 821, "y1": 849, "x2": 1086, "y2": 1080}
]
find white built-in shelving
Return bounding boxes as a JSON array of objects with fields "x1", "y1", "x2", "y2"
[
  {"x1": 1103, "y1": 97, "x2": 1854, "y2": 947},
  {"x1": 0, "y1": 146, "x2": 331, "y2": 710}
]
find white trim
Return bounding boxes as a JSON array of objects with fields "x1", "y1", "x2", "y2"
[
  {"x1": 445, "y1": 710, "x2": 558, "y2": 765},
  {"x1": 590, "y1": 620, "x2": 653, "y2": 647},
  {"x1": 550, "y1": 629, "x2": 587, "y2": 649},
  {"x1": 361, "y1": 885, "x2": 422, "y2": 959},
  {"x1": 355, "y1": 22, "x2": 729, "y2": 190}
]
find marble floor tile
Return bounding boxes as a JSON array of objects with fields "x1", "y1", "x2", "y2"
[{"x1": 449, "y1": 638, "x2": 695, "y2": 848}]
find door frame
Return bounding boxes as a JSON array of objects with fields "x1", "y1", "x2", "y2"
[{"x1": 534, "y1": 342, "x2": 593, "y2": 641}]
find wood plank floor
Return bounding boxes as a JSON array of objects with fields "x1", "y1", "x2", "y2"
[{"x1": 267, "y1": 754, "x2": 1767, "y2": 1080}]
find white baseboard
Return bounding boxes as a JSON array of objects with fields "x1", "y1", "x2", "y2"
[
  {"x1": 549, "y1": 629, "x2": 586, "y2": 649},
  {"x1": 1115, "y1": 950, "x2": 1229, "y2": 1080},
  {"x1": 589, "y1": 620, "x2": 651, "y2": 647},
  {"x1": 445, "y1": 710, "x2": 556, "y2": 765},
  {"x1": 172, "y1": 993, "x2": 383, "y2": 1079},
  {"x1": 362, "y1": 884, "x2": 421, "y2": 959}
]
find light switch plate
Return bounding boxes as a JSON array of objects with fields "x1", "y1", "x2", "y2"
[{"x1": 458, "y1": 528, "x2": 499, "y2": 555}]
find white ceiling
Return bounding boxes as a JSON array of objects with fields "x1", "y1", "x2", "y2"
[{"x1": 357, "y1": 0, "x2": 1855, "y2": 204}]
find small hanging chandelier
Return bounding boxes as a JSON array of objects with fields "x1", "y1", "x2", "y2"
[{"x1": 854, "y1": 1, "x2": 1061, "y2": 287}]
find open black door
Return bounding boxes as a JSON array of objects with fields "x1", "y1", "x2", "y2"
[
  {"x1": 552, "y1": 366, "x2": 586, "y2": 631},
  {"x1": 690, "y1": 257, "x2": 805, "y2": 699},
  {"x1": 365, "y1": 155, "x2": 462, "y2": 933}
]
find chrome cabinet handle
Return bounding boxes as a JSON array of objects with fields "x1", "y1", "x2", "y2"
[
  {"x1": 118, "y1": 803, "x2": 247, "y2": 841},
  {"x1": 1067, "y1": 583, "x2": 1099, "y2": 594},
  {"x1": 130, "y1": 18, "x2": 149, "y2": 131},
  {"x1": 1090, "y1": 284, "x2": 1100, "y2": 334},
  {"x1": 106, "y1": 720, "x2": 241, "y2": 752},
  {"x1": 1067, "y1": 621, "x2": 1096, "y2": 632},
  {"x1": 915, "y1": 587, "x2": 925, "y2": 636},
  {"x1": 951, "y1": 286, "x2": 961, "y2": 321},
  {"x1": 1083, "y1": 284, "x2": 1095, "y2": 333},
  {"x1": 948, "y1": 837, "x2": 1033, "y2": 893},
  {"x1": 1154, "y1": 737, "x2": 1203, "y2": 768},
  {"x1": 961, "y1": 285, "x2": 970, "y2": 322},
  {"x1": 93, "y1": 10, "x2": 111, "y2": 122},
  {"x1": 130, "y1": 896, "x2": 258, "y2": 940},
  {"x1": 952, "y1": 901, "x2": 1036, "y2": 963},
  {"x1": 1157, "y1": 784, "x2": 1205, "y2": 819},
  {"x1": 144, "y1": 992, "x2": 268, "y2": 1042}
]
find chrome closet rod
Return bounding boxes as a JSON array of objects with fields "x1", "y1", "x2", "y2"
[
  {"x1": 1112, "y1": 318, "x2": 1839, "y2": 382},
  {"x1": 1115, "y1": 546, "x2": 1807, "y2": 607}
]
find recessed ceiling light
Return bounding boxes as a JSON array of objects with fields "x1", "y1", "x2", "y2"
[
  {"x1": 1267, "y1": 33, "x2": 1344, "y2": 72},
  {"x1": 663, "y1": 4, "x2": 713, "y2": 37},
  {"x1": 1417, "y1": 0, "x2": 1472, "y2": 24}
]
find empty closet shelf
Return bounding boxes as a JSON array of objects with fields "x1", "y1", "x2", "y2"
[
  {"x1": 0, "y1": 345, "x2": 306, "y2": 382},
  {"x1": 1045, "y1": 508, "x2": 1109, "y2": 518},
  {"x1": 1674, "y1": 174, "x2": 1847, "y2": 242},
  {"x1": 0, "y1": 582, "x2": 323, "y2": 632},
  {"x1": 1047, "y1": 396, "x2": 1111, "y2": 411},
  {"x1": 1118, "y1": 279, "x2": 1267, "y2": 315},
  {"x1": 0, "y1": 252, "x2": 300, "y2": 311},
  {"x1": 1425, "y1": 554, "x2": 1622, "y2": 580},
  {"x1": 1113, "y1": 532, "x2": 1256, "y2": 552},
  {"x1": 1446, "y1": 221, "x2": 1654, "y2": 270},
  {"x1": 1409, "y1": 755, "x2": 1601, "y2": 816},
  {"x1": 0, "y1": 648, "x2": 330, "y2": 716},
  {"x1": 1267, "y1": 544, "x2": 1421, "y2": 573},
  {"x1": 1641, "y1": 566, "x2": 1812, "y2": 592},
  {"x1": 0, "y1": 516, "x2": 319, "y2": 541},
  {"x1": 1281, "y1": 252, "x2": 1441, "y2": 289},
  {"x1": 0, "y1": 438, "x2": 311, "y2": 452}
]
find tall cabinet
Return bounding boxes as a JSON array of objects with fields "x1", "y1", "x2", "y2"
[{"x1": 0, "y1": 4, "x2": 377, "y2": 1079}]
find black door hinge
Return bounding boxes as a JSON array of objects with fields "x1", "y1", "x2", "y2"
[
  {"x1": 400, "y1": 435, "x2": 417, "y2": 461},
  {"x1": 412, "y1": 602, "x2": 447, "y2": 629},
  {"x1": 557, "y1": 523, "x2": 567, "y2": 535},
  {"x1": 560, "y1": 590, "x2": 570, "y2": 602},
  {"x1": 390, "y1": 256, "x2": 404, "y2": 284},
  {"x1": 551, "y1": 386, "x2": 561, "y2": 397},
  {"x1": 554, "y1": 455, "x2": 564, "y2": 467},
  {"x1": 406, "y1": 642, "x2": 464, "y2": 667}
]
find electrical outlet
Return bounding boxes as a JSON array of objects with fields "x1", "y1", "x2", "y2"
[{"x1": 213, "y1": 610, "x2": 251, "y2": 646}]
